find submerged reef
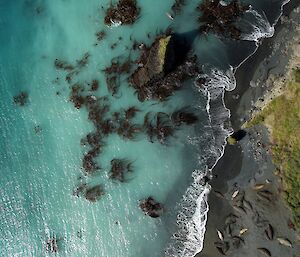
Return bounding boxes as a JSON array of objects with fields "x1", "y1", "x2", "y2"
[
  {"x1": 104, "y1": 0, "x2": 140, "y2": 26},
  {"x1": 197, "y1": 0, "x2": 250, "y2": 39},
  {"x1": 246, "y1": 69, "x2": 300, "y2": 229}
]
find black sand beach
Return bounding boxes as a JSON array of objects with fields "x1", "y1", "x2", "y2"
[{"x1": 197, "y1": 1, "x2": 300, "y2": 256}]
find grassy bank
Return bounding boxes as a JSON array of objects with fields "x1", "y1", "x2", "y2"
[{"x1": 246, "y1": 69, "x2": 300, "y2": 229}]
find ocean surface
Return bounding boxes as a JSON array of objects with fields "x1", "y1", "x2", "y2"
[{"x1": 0, "y1": 0, "x2": 287, "y2": 256}]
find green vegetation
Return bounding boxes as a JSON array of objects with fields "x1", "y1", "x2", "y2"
[{"x1": 246, "y1": 69, "x2": 300, "y2": 229}]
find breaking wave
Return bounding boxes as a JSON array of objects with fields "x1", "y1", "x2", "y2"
[
  {"x1": 241, "y1": 8, "x2": 274, "y2": 42},
  {"x1": 165, "y1": 68, "x2": 234, "y2": 257}
]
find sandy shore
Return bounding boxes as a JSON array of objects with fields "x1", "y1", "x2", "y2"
[{"x1": 197, "y1": 1, "x2": 300, "y2": 256}]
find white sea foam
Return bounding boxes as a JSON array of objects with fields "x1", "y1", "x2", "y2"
[
  {"x1": 109, "y1": 19, "x2": 122, "y2": 27},
  {"x1": 241, "y1": 8, "x2": 274, "y2": 42},
  {"x1": 165, "y1": 68, "x2": 234, "y2": 257}
]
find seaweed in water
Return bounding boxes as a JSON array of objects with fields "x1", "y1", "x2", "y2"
[
  {"x1": 76, "y1": 52, "x2": 90, "y2": 68},
  {"x1": 117, "y1": 118, "x2": 142, "y2": 140},
  {"x1": 84, "y1": 185, "x2": 105, "y2": 202},
  {"x1": 106, "y1": 76, "x2": 120, "y2": 97},
  {"x1": 143, "y1": 112, "x2": 175, "y2": 144},
  {"x1": 103, "y1": 58, "x2": 132, "y2": 97},
  {"x1": 103, "y1": 59, "x2": 132, "y2": 75},
  {"x1": 54, "y1": 52, "x2": 90, "y2": 84},
  {"x1": 82, "y1": 153, "x2": 100, "y2": 174},
  {"x1": 99, "y1": 119, "x2": 117, "y2": 135},
  {"x1": 139, "y1": 197, "x2": 164, "y2": 218},
  {"x1": 13, "y1": 92, "x2": 29, "y2": 106},
  {"x1": 54, "y1": 59, "x2": 74, "y2": 71},
  {"x1": 197, "y1": 0, "x2": 250, "y2": 40},
  {"x1": 104, "y1": 0, "x2": 140, "y2": 26},
  {"x1": 125, "y1": 106, "x2": 140, "y2": 120},
  {"x1": 95, "y1": 30, "x2": 106, "y2": 42},
  {"x1": 109, "y1": 158, "x2": 134, "y2": 182},
  {"x1": 69, "y1": 83, "x2": 85, "y2": 109},
  {"x1": 90, "y1": 79, "x2": 99, "y2": 91}
]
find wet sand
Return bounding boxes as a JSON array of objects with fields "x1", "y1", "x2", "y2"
[{"x1": 197, "y1": 1, "x2": 300, "y2": 256}]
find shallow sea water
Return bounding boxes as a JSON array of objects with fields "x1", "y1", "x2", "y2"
[{"x1": 0, "y1": 0, "x2": 287, "y2": 256}]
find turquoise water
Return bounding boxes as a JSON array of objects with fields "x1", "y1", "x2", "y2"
[{"x1": 0, "y1": 0, "x2": 286, "y2": 256}]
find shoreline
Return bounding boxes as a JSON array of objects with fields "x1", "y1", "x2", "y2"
[{"x1": 197, "y1": 0, "x2": 300, "y2": 256}]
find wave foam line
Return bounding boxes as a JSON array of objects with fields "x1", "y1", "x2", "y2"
[{"x1": 165, "y1": 69, "x2": 234, "y2": 257}]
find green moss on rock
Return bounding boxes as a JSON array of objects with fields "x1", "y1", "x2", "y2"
[
  {"x1": 158, "y1": 36, "x2": 171, "y2": 70},
  {"x1": 227, "y1": 136, "x2": 237, "y2": 145}
]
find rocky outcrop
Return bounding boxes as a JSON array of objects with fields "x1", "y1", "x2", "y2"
[
  {"x1": 129, "y1": 34, "x2": 201, "y2": 101},
  {"x1": 104, "y1": 0, "x2": 140, "y2": 26}
]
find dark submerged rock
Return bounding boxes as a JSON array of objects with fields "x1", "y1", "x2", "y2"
[
  {"x1": 171, "y1": 107, "x2": 198, "y2": 126},
  {"x1": 197, "y1": 0, "x2": 250, "y2": 40},
  {"x1": 13, "y1": 92, "x2": 29, "y2": 106},
  {"x1": 139, "y1": 197, "x2": 164, "y2": 218},
  {"x1": 104, "y1": 0, "x2": 140, "y2": 26}
]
